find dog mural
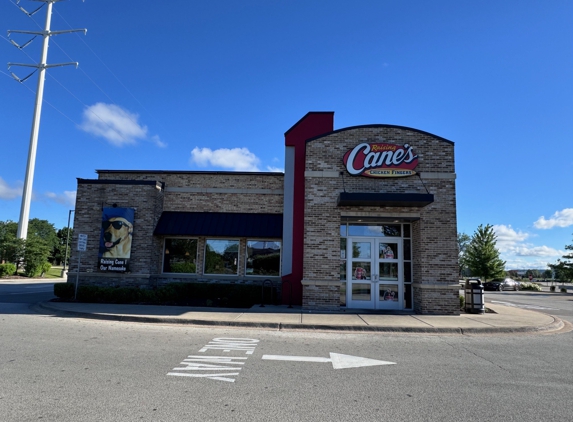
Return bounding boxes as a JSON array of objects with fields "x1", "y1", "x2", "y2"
[
  {"x1": 98, "y1": 208, "x2": 135, "y2": 272},
  {"x1": 102, "y1": 217, "x2": 132, "y2": 258}
]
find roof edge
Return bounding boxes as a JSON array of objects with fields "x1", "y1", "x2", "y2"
[{"x1": 306, "y1": 124, "x2": 454, "y2": 145}]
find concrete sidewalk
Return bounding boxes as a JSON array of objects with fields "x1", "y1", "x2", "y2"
[{"x1": 35, "y1": 300, "x2": 566, "y2": 335}]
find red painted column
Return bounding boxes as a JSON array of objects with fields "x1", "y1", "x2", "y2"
[{"x1": 283, "y1": 112, "x2": 334, "y2": 305}]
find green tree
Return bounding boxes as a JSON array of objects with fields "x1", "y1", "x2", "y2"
[
  {"x1": 54, "y1": 227, "x2": 74, "y2": 266},
  {"x1": 0, "y1": 220, "x2": 18, "y2": 263},
  {"x1": 23, "y1": 237, "x2": 51, "y2": 277},
  {"x1": 549, "y1": 233, "x2": 573, "y2": 282},
  {"x1": 465, "y1": 224, "x2": 506, "y2": 282},
  {"x1": 28, "y1": 219, "x2": 58, "y2": 262},
  {"x1": 2, "y1": 236, "x2": 25, "y2": 274},
  {"x1": 457, "y1": 232, "x2": 471, "y2": 276},
  {"x1": 0, "y1": 219, "x2": 59, "y2": 274}
]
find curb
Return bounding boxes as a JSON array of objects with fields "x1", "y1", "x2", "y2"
[{"x1": 34, "y1": 302, "x2": 566, "y2": 335}]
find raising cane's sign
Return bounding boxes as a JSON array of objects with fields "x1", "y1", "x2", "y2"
[{"x1": 343, "y1": 142, "x2": 418, "y2": 178}]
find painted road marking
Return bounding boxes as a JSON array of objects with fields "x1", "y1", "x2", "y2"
[
  {"x1": 262, "y1": 353, "x2": 396, "y2": 369},
  {"x1": 168, "y1": 338, "x2": 259, "y2": 383},
  {"x1": 199, "y1": 337, "x2": 259, "y2": 354},
  {"x1": 490, "y1": 300, "x2": 558, "y2": 310}
]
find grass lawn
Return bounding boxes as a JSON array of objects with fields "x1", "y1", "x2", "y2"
[
  {"x1": 44, "y1": 266, "x2": 66, "y2": 279},
  {"x1": 6, "y1": 265, "x2": 66, "y2": 279}
]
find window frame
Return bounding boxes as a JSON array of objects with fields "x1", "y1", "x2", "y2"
[
  {"x1": 203, "y1": 238, "x2": 240, "y2": 276},
  {"x1": 245, "y1": 239, "x2": 282, "y2": 277},
  {"x1": 162, "y1": 237, "x2": 198, "y2": 274}
]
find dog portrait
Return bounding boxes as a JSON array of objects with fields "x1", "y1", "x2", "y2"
[{"x1": 102, "y1": 217, "x2": 133, "y2": 258}]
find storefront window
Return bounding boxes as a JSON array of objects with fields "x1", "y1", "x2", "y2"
[
  {"x1": 348, "y1": 224, "x2": 401, "y2": 237},
  {"x1": 246, "y1": 240, "x2": 281, "y2": 276},
  {"x1": 352, "y1": 283, "x2": 371, "y2": 301},
  {"x1": 352, "y1": 262, "x2": 371, "y2": 280},
  {"x1": 379, "y1": 242, "x2": 399, "y2": 260},
  {"x1": 403, "y1": 239, "x2": 411, "y2": 260},
  {"x1": 352, "y1": 241, "x2": 371, "y2": 259},
  {"x1": 204, "y1": 240, "x2": 239, "y2": 275},
  {"x1": 340, "y1": 238, "x2": 347, "y2": 259},
  {"x1": 163, "y1": 239, "x2": 197, "y2": 273},
  {"x1": 379, "y1": 284, "x2": 399, "y2": 302}
]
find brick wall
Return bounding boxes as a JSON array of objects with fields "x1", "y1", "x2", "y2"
[
  {"x1": 69, "y1": 180, "x2": 164, "y2": 288},
  {"x1": 302, "y1": 126, "x2": 459, "y2": 314},
  {"x1": 70, "y1": 172, "x2": 284, "y2": 291},
  {"x1": 98, "y1": 171, "x2": 284, "y2": 214}
]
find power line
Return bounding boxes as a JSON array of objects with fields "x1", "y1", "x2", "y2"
[
  {"x1": 7, "y1": 1, "x2": 166, "y2": 143},
  {"x1": 55, "y1": 8, "x2": 169, "y2": 137},
  {"x1": 2, "y1": 31, "x2": 138, "y2": 148}
]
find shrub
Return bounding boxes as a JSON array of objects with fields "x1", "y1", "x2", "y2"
[
  {"x1": 41, "y1": 262, "x2": 52, "y2": 277},
  {"x1": 518, "y1": 282, "x2": 542, "y2": 292},
  {"x1": 55, "y1": 282, "x2": 272, "y2": 308},
  {"x1": 550, "y1": 286, "x2": 556, "y2": 292},
  {"x1": 0, "y1": 263, "x2": 17, "y2": 277},
  {"x1": 54, "y1": 282, "x2": 75, "y2": 300},
  {"x1": 459, "y1": 295, "x2": 465, "y2": 310},
  {"x1": 561, "y1": 287, "x2": 568, "y2": 293}
]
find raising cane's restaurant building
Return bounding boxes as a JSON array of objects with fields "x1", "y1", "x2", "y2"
[{"x1": 69, "y1": 112, "x2": 460, "y2": 315}]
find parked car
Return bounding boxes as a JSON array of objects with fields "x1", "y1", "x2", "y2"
[{"x1": 483, "y1": 278, "x2": 520, "y2": 291}]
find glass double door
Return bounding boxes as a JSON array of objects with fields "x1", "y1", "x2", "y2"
[{"x1": 347, "y1": 237, "x2": 403, "y2": 310}]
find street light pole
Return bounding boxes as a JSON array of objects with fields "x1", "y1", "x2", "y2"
[{"x1": 62, "y1": 209, "x2": 74, "y2": 277}]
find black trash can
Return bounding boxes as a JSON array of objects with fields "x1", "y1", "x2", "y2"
[{"x1": 464, "y1": 279, "x2": 485, "y2": 314}]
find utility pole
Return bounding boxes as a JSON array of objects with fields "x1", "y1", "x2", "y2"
[{"x1": 8, "y1": 0, "x2": 86, "y2": 239}]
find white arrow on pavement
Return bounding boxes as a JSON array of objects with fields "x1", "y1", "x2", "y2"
[{"x1": 262, "y1": 353, "x2": 396, "y2": 369}]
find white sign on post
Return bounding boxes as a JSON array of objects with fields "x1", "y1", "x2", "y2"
[
  {"x1": 77, "y1": 234, "x2": 88, "y2": 251},
  {"x1": 75, "y1": 234, "x2": 88, "y2": 300}
]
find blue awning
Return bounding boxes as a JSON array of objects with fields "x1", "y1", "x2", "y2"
[{"x1": 154, "y1": 212, "x2": 283, "y2": 238}]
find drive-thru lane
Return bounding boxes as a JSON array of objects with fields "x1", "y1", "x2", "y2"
[
  {"x1": 1, "y1": 283, "x2": 572, "y2": 421},
  {"x1": 1, "y1": 312, "x2": 572, "y2": 422}
]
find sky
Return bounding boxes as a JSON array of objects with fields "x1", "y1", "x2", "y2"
[{"x1": 1, "y1": 0, "x2": 572, "y2": 270}]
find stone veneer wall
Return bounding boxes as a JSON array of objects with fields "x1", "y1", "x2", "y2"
[
  {"x1": 302, "y1": 126, "x2": 459, "y2": 314},
  {"x1": 70, "y1": 171, "x2": 284, "y2": 292}
]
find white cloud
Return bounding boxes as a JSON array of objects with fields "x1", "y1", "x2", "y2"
[
  {"x1": 266, "y1": 166, "x2": 284, "y2": 172},
  {"x1": 190, "y1": 147, "x2": 261, "y2": 171},
  {"x1": 44, "y1": 191, "x2": 76, "y2": 207},
  {"x1": 79, "y1": 103, "x2": 163, "y2": 148},
  {"x1": 492, "y1": 224, "x2": 564, "y2": 269},
  {"x1": 513, "y1": 245, "x2": 564, "y2": 257},
  {"x1": 503, "y1": 256, "x2": 554, "y2": 271},
  {"x1": 493, "y1": 224, "x2": 529, "y2": 252},
  {"x1": 0, "y1": 177, "x2": 22, "y2": 199},
  {"x1": 533, "y1": 208, "x2": 573, "y2": 229},
  {"x1": 0, "y1": 179, "x2": 76, "y2": 208},
  {"x1": 151, "y1": 135, "x2": 167, "y2": 148}
]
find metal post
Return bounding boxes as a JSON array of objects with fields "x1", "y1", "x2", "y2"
[
  {"x1": 8, "y1": 1, "x2": 86, "y2": 240},
  {"x1": 74, "y1": 250, "x2": 81, "y2": 301},
  {"x1": 16, "y1": 2, "x2": 53, "y2": 240},
  {"x1": 62, "y1": 209, "x2": 74, "y2": 276}
]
